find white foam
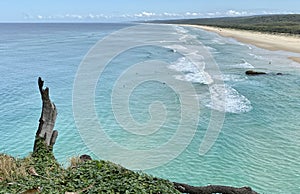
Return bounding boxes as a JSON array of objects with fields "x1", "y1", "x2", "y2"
[
  {"x1": 204, "y1": 46, "x2": 217, "y2": 52},
  {"x1": 237, "y1": 42, "x2": 252, "y2": 49},
  {"x1": 215, "y1": 74, "x2": 247, "y2": 82},
  {"x1": 174, "y1": 71, "x2": 213, "y2": 85},
  {"x1": 169, "y1": 57, "x2": 213, "y2": 85},
  {"x1": 170, "y1": 26, "x2": 198, "y2": 43},
  {"x1": 173, "y1": 26, "x2": 189, "y2": 34},
  {"x1": 165, "y1": 44, "x2": 188, "y2": 52},
  {"x1": 179, "y1": 35, "x2": 188, "y2": 41},
  {"x1": 180, "y1": 34, "x2": 198, "y2": 42},
  {"x1": 169, "y1": 57, "x2": 203, "y2": 72},
  {"x1": 206, "y1": 84, "x2": 252, "y2": 113},
  {"x1": 249, "y1": 53, "x2": 264, "y2": 60},
  {"x1": 185, "y1": 51, "x2": 204, "y2": 60},
  {"x1": 211, "y1": 38, "x2": 226, "y2": 45},
  {"x1": 231, "y1": 59, "x2": 254, "y2": 69}
]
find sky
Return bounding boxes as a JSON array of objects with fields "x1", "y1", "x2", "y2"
[{"x1": 0, "y1": 0, "x2": 300, "y2": 22}]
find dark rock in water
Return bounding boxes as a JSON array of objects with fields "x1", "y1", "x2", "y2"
[
  {"x1": 245, "y1": 70, "x2": 267, "y2": 75},
  {"x1": 80, "y1": 154, "x2": 92, "y2": 162},
  {"x1": 245, "y1": 70, "x2": 283, "y2": 76}
]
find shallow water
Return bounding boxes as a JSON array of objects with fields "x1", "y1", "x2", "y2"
[{"x1": 0, "y1": 23, "x2": 300, "y2": 193}]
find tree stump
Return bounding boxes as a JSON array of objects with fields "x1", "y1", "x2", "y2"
[{"x1": 33, "y1": 77, "x2": 58, "y2": 153}]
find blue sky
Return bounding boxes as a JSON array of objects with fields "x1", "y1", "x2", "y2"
[{"x1": 1, "y1": 0, "x2": 300, "y2": 22}]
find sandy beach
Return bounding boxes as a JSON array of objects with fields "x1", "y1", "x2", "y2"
[{"x1": 184, "y1": 25, "x2": 300, "y2": 64}]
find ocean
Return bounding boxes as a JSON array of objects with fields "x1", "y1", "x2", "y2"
[{"x1": 0, "y1": 23, "x2": 300, "y2": 193}]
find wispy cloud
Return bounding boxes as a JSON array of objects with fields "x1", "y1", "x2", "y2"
[
  {"x1": 25, "y1": 13, "x2": 111, "y2": 21},
  {"x1": 134, "y1": 11, "x2": 156, "y2": 17},
  {"x1": 24, "y1": 10, "x2": 299, "y2": 22},
  {"x1": 226, "y1": 10, "x2": 249, "y2": 16}
]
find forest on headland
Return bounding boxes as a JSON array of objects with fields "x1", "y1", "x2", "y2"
[{"x1": 152, "y1": 14, "x2": 300, "y2": 35}]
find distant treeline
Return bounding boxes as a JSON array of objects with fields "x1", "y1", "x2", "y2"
[{"x1": 152, "y1": 14, "x2": 300, "y2": 35}]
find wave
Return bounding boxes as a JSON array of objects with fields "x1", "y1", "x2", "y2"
[
  {"x1": 172, "y1": 26, "x2": 200, "y2": 43},
  {"x1": 169, "y1": 57, "x2": 213, "y2": 85},
  {"x1": 215, "y1": 74, "x2": 248, "y2": 82},
  {"x1": 211, "y1": 38, "x2": 226, "y2": 45},
  {"x1": 173, "y1": 25, "x2": 189, "y2": 34},
  {"x1": 231, "y1": 59, "x2": 254, "y2": 69},
  {"x1": 249, "y1": 53, "x2": 264, "y2": 60},
  {"x1": 205, "y1": 84, "x2": 252, "y2": 113},
  {"x1": 204, "y1": 46, "x2": 218, "y2": 53}
]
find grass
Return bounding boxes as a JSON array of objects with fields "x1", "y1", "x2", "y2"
[
  {"x1": 0, "y1": 138, "x2": 179, "y2": 193},
  {"x1": 0, "y1": 154, "x2": 30, "y2": 182}
]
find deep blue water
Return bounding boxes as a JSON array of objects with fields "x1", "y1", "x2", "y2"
[{"x1": 0, "y1": 23, "x2": 300, "y2": 193}]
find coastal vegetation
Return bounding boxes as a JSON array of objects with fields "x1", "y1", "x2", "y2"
[
  {"x1": 153, "y1": 14, "x2": 300, "y2": 35},
  {"x1": 0, "y1": 139, "x2": 179, "y2": 193}
]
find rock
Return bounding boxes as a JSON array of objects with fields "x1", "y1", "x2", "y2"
[
  {"x1": 245, "y1": 70, "x2": 267, "y2": 75},
  {"x1": 79, "y1": 154, "x2": 92, "y2": 162}
]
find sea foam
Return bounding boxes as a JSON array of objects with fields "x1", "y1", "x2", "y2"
[
  {"x1": 231, "y1": 59, "x2": 254, "y2": 69},
  {"x1": 206, "y1": 84, "x2": 252, "y2": 113},
  {"x1": 169, "y1": 57, "x2": 213, "y2": 85}
]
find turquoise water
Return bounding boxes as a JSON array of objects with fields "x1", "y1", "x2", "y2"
[{"x1": 1, "y1": 23, "x2": 300, "y2": 193}]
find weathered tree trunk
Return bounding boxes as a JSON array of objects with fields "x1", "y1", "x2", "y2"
[
  {"x1": 173, "y1": 182, "x2": 258, "y2": 194},
  {"x1": 33, "y1": 77, "x2": 58, "y2": 153}
]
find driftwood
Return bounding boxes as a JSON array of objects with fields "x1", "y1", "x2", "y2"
[
  {"x1": 33, "y1": 77, "x2": 58, "y2": 152},
  {"x1": 174, "y1": 182, "x2": 258, "y2": 194}
]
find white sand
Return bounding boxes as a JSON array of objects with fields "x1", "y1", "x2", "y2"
[{"x1": 183, "y1": 25, "x2": 300, "y2": 64}]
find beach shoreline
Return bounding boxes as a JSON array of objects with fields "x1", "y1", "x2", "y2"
[{"x1": 182, "y1": 25, "x2": 300, "y2": 64}]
